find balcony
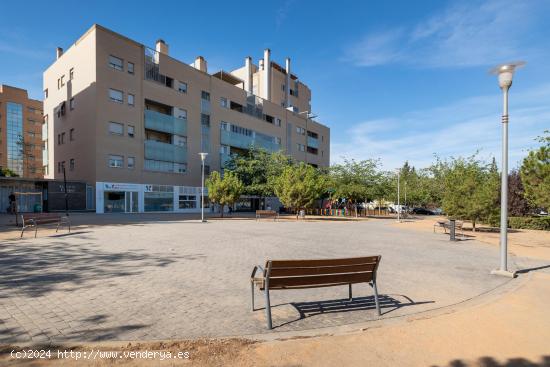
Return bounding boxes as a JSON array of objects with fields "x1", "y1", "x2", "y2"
[
  {"x1": 307, "y1": 136, "x2": 319, "y2": 148},
  {"x1": 145, "y1": 110, "x2": 187, "y2": 136},
  {"x1": 144, "y1": 140, "x2": 187, "y2": 163},
  {"x1": 220, "y1": 130, "x2": 280, "y2": 152}
]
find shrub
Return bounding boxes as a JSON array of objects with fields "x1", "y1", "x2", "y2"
[{"x1": 508, "y1": 216, "x2": 550, "y2": 231}]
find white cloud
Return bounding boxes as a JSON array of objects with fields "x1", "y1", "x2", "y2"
[
  {"x1": 344, "y1": 0, "x2": 543, "y2": 68},
  {"x1": 331, "y1": 84, "x2": 550, "y2": 170}
]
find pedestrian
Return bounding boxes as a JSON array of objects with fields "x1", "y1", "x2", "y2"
[{"x1": 8, "y1": 192, "x2": 16, "y2": 214}]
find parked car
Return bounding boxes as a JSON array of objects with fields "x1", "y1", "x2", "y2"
[{"x1": 412, "y1": 207, "x2": 435, "y2": 215}]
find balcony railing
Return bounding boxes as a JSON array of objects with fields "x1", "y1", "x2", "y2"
[
  {"x1": 220, "y1": 130, "x2": 280, "y2": 152},
  {"x1": 145, "y1": 110, "x2": 187, "y2": 136},
  {"x1": 307, "y1": 136, "x2": 319, "y2": 148},
  {"x1": 144, "y1": 140, "x2": 187, "y2": 163}
]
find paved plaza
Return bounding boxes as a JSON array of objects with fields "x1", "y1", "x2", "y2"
[{"x1": 0, "y1": 215, "x2": 536, "y2": 344}]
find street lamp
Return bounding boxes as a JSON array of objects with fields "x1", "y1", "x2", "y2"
[
  {"x1": 489, "y1": 61, "x2": 525, "y2": 278},
  {"x1": 395, "y1": 168, "x2": 401, "y2": 222},
  {"x1": 199, "y1": 152, "x2": 208, "y2": 222}
]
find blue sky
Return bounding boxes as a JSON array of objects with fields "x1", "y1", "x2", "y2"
[{"x1": 1, "y1": 0, "x2": 549, "y2": 170}]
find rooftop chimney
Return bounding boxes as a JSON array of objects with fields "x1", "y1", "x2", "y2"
[
  {"x1": 56, "y1": 47, "x2": 63, "y2": 59},
  {"x1": 155, "y1": 39, "x2": 169, "y2": 55},
  {"x1": 285, "y1": 57, "x2": 291, "y2": 107},
  {"x1": 194, "y1": 56, "x2": 207, "y2": 73},
  {"x1": 263, "y1": 49, "x2": 271, "y2": 101},
  {"x1": 245, "y1": 57, "x2": 253, "y2": 94}
]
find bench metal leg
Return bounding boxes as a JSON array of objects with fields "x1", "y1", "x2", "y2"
[
  {"x1": 35, "y1": 225, "x2": 38, "y2": 238},
  {"x1": 251, "y1": 281, "x2": 255, "y2": 311},
  {"x1": 265, "y1": 288, "x2": 272, "y2": 330},
  {"x1": 56, "y1": 223, "x2": 60, "y2": 233},
  {"x1": 349, "y1": 283, "x2": 353, "y2": 301},
  {"x1": 20, "y1": 226, "x2": 26, "y2": 238},
  {"x1": 372, "y1": 280, "x2": 381, "y2": 316}
]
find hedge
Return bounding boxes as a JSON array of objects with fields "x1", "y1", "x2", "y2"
[{"x1": 508, "y1": 216, "x2": 550, "y2": 231}]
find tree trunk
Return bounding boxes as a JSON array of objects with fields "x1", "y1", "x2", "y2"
[{"x1": 472, "y1": 220, "x2": 476, "y2": 232}]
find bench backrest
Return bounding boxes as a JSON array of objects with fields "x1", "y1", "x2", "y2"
[
  {"x1": 21, "y1": 213, "x2": 62, "y2": 222},
  {"x1": 256, "y1": 210, "x2": 277, "y2": 215},
  {"x1": 264, "y1": 256, "x2": 381, "y2": 289}
]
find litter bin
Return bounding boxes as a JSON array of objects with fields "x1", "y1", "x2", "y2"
[{"x1": 449, "y1": 219, "x2": 456, "y2": 241}]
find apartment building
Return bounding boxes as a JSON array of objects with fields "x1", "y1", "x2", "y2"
[
  {"x1": 43, "y1": 24, "x2": 330, "y2": 214},
  {"x1": 0, "y1": 85, "x2": 43, "y2": 178}
]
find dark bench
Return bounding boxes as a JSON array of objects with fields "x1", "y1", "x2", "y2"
[
  {"x1": 250, "y1": 255, "x2": 382, "y2": 329},
  {"x1": 20, "y1": 213, "x2": 71, "y2": 238},
  {"x1": 255, "y1": 210, "x2": 279, "y2": 221},
  {"x1": 434, "y1": 220, "x2": 464, "y2": 239}
]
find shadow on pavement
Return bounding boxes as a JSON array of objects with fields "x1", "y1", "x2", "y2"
[{"x1": 433, "y1": 355, "x2": 550, "y2": 367}]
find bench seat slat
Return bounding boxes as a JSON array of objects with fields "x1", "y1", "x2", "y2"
[
  {"x1": 270, "y1": 256, "x2": 380, "y2": 268},
  {"x1": 268, "y1": 272, "x2": 375, "y2": 288},
  {"x1": 269, "y1": 263, "x2": 377, "y2": 277}
]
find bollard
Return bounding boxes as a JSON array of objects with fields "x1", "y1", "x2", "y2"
[{"x1": 450, "y1": 219, "x2": 456, "y2": 241}]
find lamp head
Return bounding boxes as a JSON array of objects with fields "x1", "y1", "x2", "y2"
[
  {"x1": 490, "y1": 61, "x2": 526, "y2": 90},
  {"x1": 198, "y1": 152, "x2": 208, "y2": 161}
]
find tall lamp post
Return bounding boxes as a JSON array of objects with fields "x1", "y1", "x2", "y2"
[
  {"x1": 490, "y1": 61, "x2": 525, "y2": 278},
  {"x1": 395, "y1": 168, "x2": 401, "y2": 222},
  {"x1": 199, "y1": 152, "x2": 208, "y2": 222}
]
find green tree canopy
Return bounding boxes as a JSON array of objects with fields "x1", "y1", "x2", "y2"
[
  {"x1": 272, "y1": 162, "x2": 326, "y2": 218},
  {"x1": 205, "y1": 171, "x2": 244, "y2": 218},
  {"x1": 329, "y1": 158, "x2": 381, "y2": 206},
  {"x1": 520, "y1": 131, "x2": 550, "y2": 210}
]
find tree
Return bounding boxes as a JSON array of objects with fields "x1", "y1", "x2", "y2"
[
  {"x1": 0, "y1": 168, "x2": 19, "y2": 177},
  {"x1": 272, "y1": 163, "x2": 325, "y2": 219},
  {"x1": 508, "y1": 170, "x2": 531, "y2": 216},
  {"x1": 224, "y1": 147, "x2": 292, "y2": 209},
  {"x1": 329, "y1": 158, "x2": 380, "y2": 215},
  {"x1": 440, "y1": 155, "x2": 499, "y2": 231},
  {"x1": 205, "y1": 171, "x2": 244, "y2": 218},
  {"x1": 520, "y1": 131, "x2": 550, "y2": 210}
]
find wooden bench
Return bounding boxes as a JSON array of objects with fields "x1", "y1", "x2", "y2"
[
  {"x1": 250, "y1": 255, "x2": 382, "y2": 329},
  {"x1": 255, "y1": 210, "x2": 279, "y2": 221},
  {"x1": 20, "y1": 213, "x2": 71, "y2": 238},
  {"x1": 433, "y1": 220, "x2": 464, "y2": 239}
]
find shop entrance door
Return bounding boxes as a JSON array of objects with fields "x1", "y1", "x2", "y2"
[{"x1": 125, "y1": 191, "x2": 139, "y2": 213}]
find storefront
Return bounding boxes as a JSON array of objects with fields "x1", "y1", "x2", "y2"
[{"x1": 95, "y1": 182, "x2": 205, "y2": 214}]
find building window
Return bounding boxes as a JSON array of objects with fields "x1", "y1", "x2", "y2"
[
  {"x1": 297, "y1": 143, "x2": 305, "y2": 152},
  {"x1": 175, "y1": 108, "x2": 187, "y2": 120},
  {"x1": 275, "y1": 137, "x2": 281, "y2": 145},
  {"x1": 57, "y1": 134, "x2": 61, "y2": 145},
  {"x1": 127, "y1": 156, "x2": 135, "y2": 169},
  {"x1": 70, "y1": 98, "x2": 75, "y2": 110},
  {"x1": 220, "y1": 97, "x2": 228, "y2": 108},
  {"x1": 201, "y1": 91, "x2": 210, "y2": 101},
  {"x1": 61, "y1": 132, "x2": 65, "y2": 144},
  {"x1": 57, "y1": 162, "x2": 62, "y2": 173},
  {"x1": 44, "y1": 89, "x2": 48, "y2": 99},
  {"x1": 109, "y1": 121, "x2": 124, "y2": 135},
  {"x1": 220, "y1": 121, "x2": 230, "y2": 131},
  {"x1": 60, "y1": 75, "x2": 65, "y2": 87},
  {"x1": 127, "y1": 125, "x2": 135, "y2": 138},
  {"x1": 178, "y1": 82, "x2": 187, "y2": 93},
  {"x1": 178, "y1": 195, "x2": 197, "y2": 209},
  {"x1": 108, "y1": 155, "x2": 123, "y2": 168},
  {"x1": 275, "y1": 118, "x2": 281, "y2": 126},
  {"x1": 128, "y1": 94, "x2": 135, "y2": 106},
  {"x1": 201, "y1": 113, "x2": 210, "y2": 127},
  {"x1": 109, "y1": 55, "x2": 123, "y2": 71},
  {"x1": 109, "y1": 88, "x2": 123, "y2": 103},
  {"x1": 128, "y1": 62, "x2": 134, "y2": 74},
  {"x1": 296, "y1": 126, "x2": 305, "y2": 135},
  {"x1": 69, "y1": 159, "x2": 75, "y2": 171},
  {"x1": 69, "y1": 68, "x2": 74, "y2": 80},
  {"x1": 70, "y1": 128, "x2": 75, "y2": 141}
]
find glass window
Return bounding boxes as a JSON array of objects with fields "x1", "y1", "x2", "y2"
[
  {"x1": 175, "y1": 108, "x2": 187, "y2": 119},
  {"x1": 70, "y1": 98, "x2": 75, "y2": 110},
  {"x1": 220, "y1": 97, "x2": 228, "y2": 108},
  {"x1": 178, "y1": 82, "x2": 187, "y2": 93},
  {"x1": 6, "y1": 102, "x2": 24, "y2": 175},
  {"x1": 69, "y1": 159, "x2": 75, "y2": 171},
  {"x1": 128, "y1": 156, "x2": 135, "y2": 169},
  {"x1": 201, "y1": 91, "x2": 210, "y2": 101},
  {"x1": 70, "y1": 128, "x2": 75, "y2": 141},
  {"x1": 104, "y1": 191, "x2": 125, "y2": 212},
  {"x1": 127, "y1": 125, "x2": 135, "y2": 138},
  {"x1": 69, "y1": 68, "x2": 74, "y2": 80},
  {"x1": 44, "y1": 89, "x2": 48, "y2": 99},
  {"x1": 145, "y1": 191, "x2": 173, "y2": 212},
  {"x1": 179, "y1": 195, "x2": 197, "y2": 209},
  {"x1": 109, "y1": 122, "x2": 124, "y2": 135},
  {"x1": 60, "y1": 75, "x2": 65, "y2": 87},
  {"x1": 220, "y1": 121, "x2": 230, "y2": 131},
  {"x1": 109, "y1": 88, "x2": 123, "y2": 103},
  {"x1": 275, "y1": 118, "x2": 281, "y2": 126},
  {"x1": 201, "y1": 113, "x2": 210, "y2": 127},
  {"x1": 128, "y1": 94, "x2": 135, "y2": 106},
  {"x1": 173, "y1": 135, "x2": 187, "y2": 146},
  {"x1": 109, "y1": 55, "x2": 123, "y2": 71},
  {"x1": 128, "y1": 62, "x2": 134, "y2": 74},
  {"x1": 108, "y1": 155, "x2": 123, "y2": 168}
]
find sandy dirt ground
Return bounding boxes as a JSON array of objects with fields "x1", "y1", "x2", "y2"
[
  {"x1": 393, "y1": 215, "x2": 550, "y2": 261},
  {"x1": 2, "y1": 272, "x2": 549, "y2": 366}
]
